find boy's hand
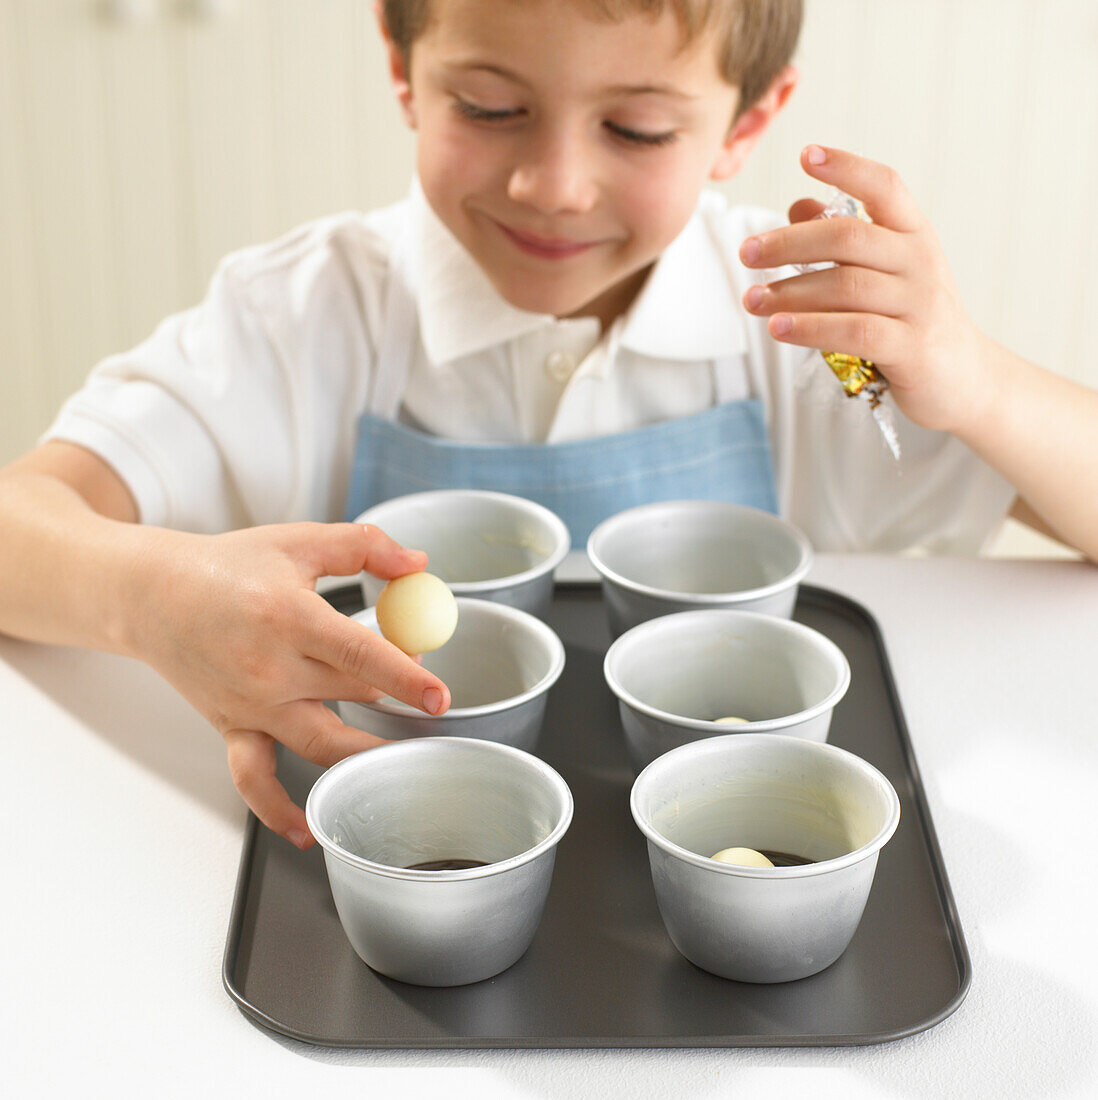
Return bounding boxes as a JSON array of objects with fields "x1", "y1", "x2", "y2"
[
  {"x1": 125, "y1": 522, "x2": 450, "y2": 849},
  {"x1": 739, "y1": 145, "x2": 994, "y2": 435}
]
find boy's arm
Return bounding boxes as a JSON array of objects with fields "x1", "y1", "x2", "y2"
[
  {"x1": 962, "y1": 341, "x2": 1098, "y2": 556},
  {"x1": 738, "y1": 146, "x2": 1098, "y2": 562},
  {"x1": 0, "y1": 442, "x2": 452, "y2": 847},
  {"x1": 1009, "y1": 496, "x2": 1067, "y2": 543},
  {"x1": 0, "y1": 442, "x2": 141, "y2": 651}
]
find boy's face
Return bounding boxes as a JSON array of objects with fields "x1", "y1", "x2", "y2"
[{"x1": 384, "y1": 0, "x2": 790, "y2": 327}]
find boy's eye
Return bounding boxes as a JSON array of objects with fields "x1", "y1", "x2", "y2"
[
  {"x1": 451, "y1": 98, "x2": 676, "y2": 148},
  {"x1": 452, "y1": 98, "x2": 522, "y2": 123},
  {"x1": 605, "y1": 121, "x2": 678, "y2": 148}
]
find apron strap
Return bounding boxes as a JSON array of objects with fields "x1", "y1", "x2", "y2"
[
  {"x1": 713, "y1": 353, "x2": 765, "y2": 410},
  {"x1": 714, "y1": 349, "x2": 785, "y2": 512},
  {"x1": 370, "y1": 232, "x2": 417, "y2": 421}
]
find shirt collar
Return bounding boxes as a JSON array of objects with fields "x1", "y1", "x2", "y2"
[
  {"x1": 407, "y1": 181, "x2": 746, "y2": 366},
  {"x1": 615, "y1": 191, "x2": 747, "y2": 361},
  {"x1": 408, "y1": 179, "x2": 557, "y2": 365}
]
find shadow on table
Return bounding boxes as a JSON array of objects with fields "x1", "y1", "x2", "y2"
[
  {"x1": 250, "y1": 944, "x2": 1096, "y2": 1100},
  {"x1": 243, "y1": 800, "x2": 1096, "y2": 1100},
  {"x1": 7, "y1": 639, "x2": 240, "y2": 824}
]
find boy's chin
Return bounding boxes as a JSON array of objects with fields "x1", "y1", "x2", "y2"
[
  {"x1": 494, "y1": 273, "x2": 643, "y2": 324},
  {"x1": 495, "y1": 282, "x2": 600, "y2": 321}
]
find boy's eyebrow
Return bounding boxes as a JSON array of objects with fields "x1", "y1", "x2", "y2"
[
  {"x1": 604, "y1": 82, "x2": 698, "y2": 101},
  {"x1": 445, "y1": 61, "x2": 697, "y2": 100}
]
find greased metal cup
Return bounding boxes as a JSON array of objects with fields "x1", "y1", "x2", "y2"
[
  {"x1": 630, "y1": 733, "x2": 900, "y2": 983},
  {"x1": 603, "y1": 609, "x2": 850, "y2": 774},
  {"x1": 355, "y1": 490, "x2": 570, "y2": 619},
  {"x1": 336, "y1": 598, "x2": 565, "y2": 752},
  {"x1": 586, "y1": 500, "x2": 812, "y2": 638},
  {"x1": 306, "y1": 737, "x2": 574, "y2": 986}
]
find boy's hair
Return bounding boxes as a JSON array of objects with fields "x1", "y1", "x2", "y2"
[{"x1": 382, "y1": 0, "x2": 803, "y2": 116}]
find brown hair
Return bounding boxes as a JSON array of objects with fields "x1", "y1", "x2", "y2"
[{"x1": 382, "y1": 0, "x2": 803, "y2": 115}]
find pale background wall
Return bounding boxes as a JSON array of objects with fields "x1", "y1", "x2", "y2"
[{"x1": 2, "y1": 0, "x2": 1095, "y2": 556}]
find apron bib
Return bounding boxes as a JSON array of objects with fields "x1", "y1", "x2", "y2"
[{"x1": 344, "y1": 236, "x2": 778, "y2": 546}]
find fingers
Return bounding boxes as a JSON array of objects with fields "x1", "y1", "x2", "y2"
[
  {"x1": 743, "y1": 147, "x2": 924, "y2": 276},
  {"x1": 305, "y1": 663, "x2": 389, "y2": 705},
  {"x1": 741, "y1": 147, "x2": 929, "y2": 366},
  {"x1": 744, "y1": 265, "x2": 910, "y2": 322},
  {"x1": 741, "y1": 215, "x2": 904, "y2": 275},
  {"x1": 225, "y1": 705, "x2": 391, "y2": 849},
  {"x1": 360, "y1": 522, "x2": 431, "y2": 579},
  {"x1": 300, "y1": 649, "x2": 427, "y2": 705},
  {"x1": 225, "y1": 728, "x2": 314, "y2": 849},
  {"x1": 284, "y1": 521, "x2": 428, "y2": 583},
  {"x1": 288, "y1": 649, "x2": 388, "y2": 705},
  {"x1": 302, "y1": 605, "x2": 451, "y2": 715},
  {"x1": 763, "y1": 310, "x2": 911, "y2": 375},
  {"x1": 271, "y1": 699, "x2": 388, "y2": 768},
  {"x1": 798, "y1": 145, "x2": 924, "y2": 233}
]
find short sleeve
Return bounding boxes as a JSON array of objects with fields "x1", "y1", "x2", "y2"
[
  {"x1": 42, "y1": 212, "x2": 390, "y2": 533},
  {"x1": 43, "y1": 263, "x2": 298, "y2": 532}
]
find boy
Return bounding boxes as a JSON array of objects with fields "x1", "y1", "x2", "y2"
[{"x1": 1, "y1": 0, "x2": 1095, "y2": 849}]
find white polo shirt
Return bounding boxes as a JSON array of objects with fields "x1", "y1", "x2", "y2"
[{"x1": 45, "y1": 181, "x2": 1014, "y2": 552}]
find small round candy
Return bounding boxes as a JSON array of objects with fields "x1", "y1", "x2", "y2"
[
  {"x1": 375, "y1": 571, "x2": 458, "y2": 655},
  {"x1": 714, "y1": 715, "x2": 748, "y2": 725},
  {"x1": 711, "y1": 847, "x2": 774, "y2": 868}
]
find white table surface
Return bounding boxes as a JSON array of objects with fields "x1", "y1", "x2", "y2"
[{"x1": 4, "y1": 554, "x2": 1098, "y2": 1100}]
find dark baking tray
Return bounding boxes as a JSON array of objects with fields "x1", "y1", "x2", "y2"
[{"x1": 223, "y1": 583, "x2": 970, "y2": 1047}]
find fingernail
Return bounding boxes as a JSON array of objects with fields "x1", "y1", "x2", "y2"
[
  {"x1": 745, "y1": 286, "x2": 765, "y2": 311},
  {"x1": 288, "y1": 829, "x2": 310, "y2": 849},
  {"x1": 806, "y1": 144, "x2": 827, "y2": 165},
  {"x1": 772, "y1": 314, "x2": 793, "y2": 336},
  {"x1": 741, "y1": 237, "x2": 761, "y2": 264},
  {"x1": 423, "y1": 686, "x2": 444, "y2": 715}
]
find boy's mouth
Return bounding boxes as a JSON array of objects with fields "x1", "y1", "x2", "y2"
[{"x1": 493, "y1": 219, "x2": 599, "y2": 259}]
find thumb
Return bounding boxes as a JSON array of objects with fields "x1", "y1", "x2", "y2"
[{"x1": 787, "y1": 197, "x2": 826, "y2": 225}]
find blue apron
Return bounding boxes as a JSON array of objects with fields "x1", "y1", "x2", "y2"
[{"x1": 344, "y1": 238, "x2": 778, "y2": 546}]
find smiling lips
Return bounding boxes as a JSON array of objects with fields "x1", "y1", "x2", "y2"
[{"x1": 494, "y1": 219, "x2": 601, "y2": 259}]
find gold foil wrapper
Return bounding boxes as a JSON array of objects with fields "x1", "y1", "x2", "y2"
[
  {"x1": 822, "y1": 351, "x2": 882, "y2": 402},
  {"x1": 820, "y1": 349, "x2": 900, "y2": 457},
  {"x1": 798, "y1": 190, "x2": 901, "y2": 458}
]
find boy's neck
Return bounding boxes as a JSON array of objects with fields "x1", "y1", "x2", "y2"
[{"x1": 562, "y1": 262, "x2": 655, "y2": 332}]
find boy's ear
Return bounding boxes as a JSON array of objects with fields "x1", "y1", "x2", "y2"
[
  {"x1": 709, "y1": 65, "x2": 798, "y2": 181},
  {"x1": 374, "y1": 0, "x2": 417, "y2": 129}
]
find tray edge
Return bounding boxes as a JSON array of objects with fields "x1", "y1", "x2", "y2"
[{"x1": 221, "y1": 580, "x2": 972, "y2": 1048}]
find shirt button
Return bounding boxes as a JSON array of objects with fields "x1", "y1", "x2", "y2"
[{"x1": 545, "y1": 350, "x2": 578, "y2": 382}]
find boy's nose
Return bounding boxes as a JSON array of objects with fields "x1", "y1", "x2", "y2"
[{"x1": 506, "y1": 128, "x2": 600, "y2": 215}]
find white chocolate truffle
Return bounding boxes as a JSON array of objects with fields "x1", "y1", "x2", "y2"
[
  {"x1": 375, "y1": 572, "x2": 458, "y2": 655},
  {"x1": 714, "y1": 716, "x2": 748, "y2": 725},
  {"x1": 711, "y1": 847, "x2": 774, "y2": 868}
]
